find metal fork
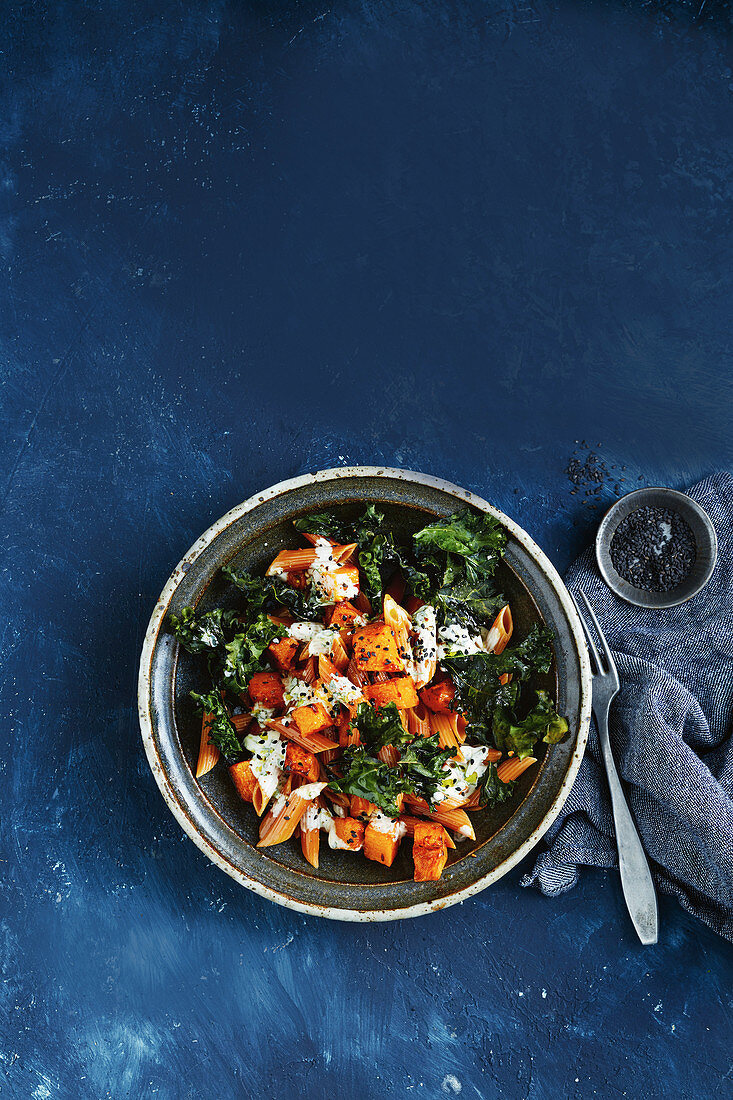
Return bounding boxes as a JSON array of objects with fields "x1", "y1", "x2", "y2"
[{"x1": 574, "y1": 591, "x2": 659, "y2": 945}]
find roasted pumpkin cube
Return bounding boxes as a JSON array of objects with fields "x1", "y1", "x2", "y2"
[
  {"x1": 363, "y1": 818, "x2": 403, "y2": 866},
  {"x1": 320, "y1": 565, "x2": 360, "y2": 603},
  {"x1": 328, "y1": 600, "x2": 364, "y2": 630},
  {"x1": 364, "y1": 676, "x2": 419, "y2": 710},
  {"x1": 350, "y1": 795, "x2": 378, "y2": 820},
  {"x1": 353, "y1": 623, "x2": 404, "y2": 673},
  {"x1": 412, "y1": 821, "x2": 449, "y2": 881},
  {"x1": 268, "y1": 636, "x2": 300, "y2": 671},
  {"x1": 291, "y1": 701, "x2": 334, "y2": 736},
  {"x1": 228, "y1": 761, "x2": 258, "y2": 803},
  {"x1": 284, "y1": 743, "x2": 320, "y2": 783},
  {"x1": 248, "y1": 671, "x2": 285, "y2": 709},
  {"x1": 419, "y1": 678, "x2": 456, "y2": 714},
  {"x1": 331, "y1": 816, "x2": 365, "y2": 851}
]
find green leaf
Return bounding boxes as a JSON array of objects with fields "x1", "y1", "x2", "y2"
[
  {"x1": 327, "y1": 748, "x2": 411, "y2": 816},
  {"x1": 477, "y1": 762, "x2": 516, "y2": 808},
  {"x1": 413, "y1": 508, "x2": 507, "y2": 588},
  {"x1": 350, "y1": 702, "x2": 412, "y2": 752},
  {"x1": 190, "y1": 687, "x2": 242, "y2": 760},
  {"x1": 169, "y1": 606, "x2": 241, "y2": 654},
  {"x1": 398, "y1": 735, "x2": 455, "y2": 805},
  {"x1": 441, "y1": 626, "x2": 557, "y2": 743},
  {"x1": 493, "y1": 690, "x2": 569, "y2": 758},
  {"x1": 218, "y1": 614, "x2": 282, "y2": 695},
  {"x1": 293, "y1": 512, "x2": 345, "y2": 539}
]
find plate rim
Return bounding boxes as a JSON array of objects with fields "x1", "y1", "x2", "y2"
[{"x1": 138, "y1": 465, "x2": 592, "y2": 921}]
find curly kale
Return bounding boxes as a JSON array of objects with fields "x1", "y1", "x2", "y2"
[
  {"x1": 349, "y1": 701, "x2": 412, "y2": 752},
  {"x1": 413, "y1": 508, "x2": 507, "y2": 588},
  {"x1": 327, "y1": 731, "x2": 453, "y2": 813},
  {"x1": 492, "y1": 689, "x2": 569, "y2": 760},
  {"x1": 477, "y1": 762, "x2": 516, "y2": 808},
  {"x1": 327, "y1": 748, "x2": 411, "y2": 816},
  {"x1": 218, "y1": 614, "x2": 282, "y2": 695},
  {"x1": 398, "y1": 736, "x2": 455, "y2": 805},
  {"x1": 293, "y1": 512, "x2": 346, "y2": 539},
  {"x1": 442, "y1": 626, "x2": 556, "y2": 743},
  {"x1": 169, "y1": 606, "x2": 241, "y2": 654},
  {"x1": 189, "y1": 687, "x2": 242, "y2": 761}
]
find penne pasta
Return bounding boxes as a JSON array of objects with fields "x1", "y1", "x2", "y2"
[
  {"x1": 265, "y1": 718, "x2": 339, "y2": 754},
  {"x1": 497, "y1": 756, "x2": 537, "y2": 783},
  {"x1": 266, "y1": 548, "x2": 317, "y2": 575},
  {"x1": 195, "y1": 710, "x2": 221, "y2": 778},
  {"x1": 405, "y1": 702, "x2": 432, "y2": 738},
  {"x1": 428, "y1": 710, "x2": 466, "y2": 749},
  {"x1": 485, "y1": 604, "x2": 513, "y2": 655},
  {"x1": 377, "y1": 745, "x2": 400, "y2": 767},
  {"x1": 257, "y1": 781, "x2": 326, "y2": 847}
]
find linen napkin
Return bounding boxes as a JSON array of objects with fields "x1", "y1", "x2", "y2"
[{"x1": 522, "y1": 472, "x2": 733, "y2": 941}]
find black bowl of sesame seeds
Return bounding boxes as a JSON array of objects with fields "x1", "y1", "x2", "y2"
[{"x1": 595, "y1": 487, "x2": 718, "y2": 609}]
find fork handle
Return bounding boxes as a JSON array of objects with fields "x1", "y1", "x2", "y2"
[{"x1": 596, "y1": 708, "x2": 659, "y2": 945}]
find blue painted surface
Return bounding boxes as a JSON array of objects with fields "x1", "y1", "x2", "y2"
[{"x1": 3, "y1": 2, "x2": 733, "y2": 1096}]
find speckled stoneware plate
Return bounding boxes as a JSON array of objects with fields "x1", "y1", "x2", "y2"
[{"x1": 139, "y1": 467, "x2": 592, "y2": 921}]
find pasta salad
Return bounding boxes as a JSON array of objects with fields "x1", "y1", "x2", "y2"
[{"x1": 169, "y1": 506, "x2": 568, "y2": 881}]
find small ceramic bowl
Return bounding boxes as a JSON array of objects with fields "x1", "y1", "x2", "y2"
[
  {"x1": 139, "y1": 467, "x2": 592, "y2": 921},
  {"x1": 595, "y1": 487, "x2": 718, "y2": 609}
]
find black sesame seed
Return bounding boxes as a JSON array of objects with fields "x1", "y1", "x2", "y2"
[{"x1": 610, "y1": 506, "x2": 696, "y2": 592}]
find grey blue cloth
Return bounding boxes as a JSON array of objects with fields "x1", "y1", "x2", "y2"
[{"x1": 523, "y1": 472, "x2": 733, "y2": 941}]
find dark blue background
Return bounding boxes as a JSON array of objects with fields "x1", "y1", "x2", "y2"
[{"x1": 3, "y1": 1, "x2": 733, "y2": 1096}]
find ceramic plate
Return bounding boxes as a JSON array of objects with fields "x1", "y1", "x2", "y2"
[{"x1": 138, "y1": 467, "x2": 592, "y2": 921}]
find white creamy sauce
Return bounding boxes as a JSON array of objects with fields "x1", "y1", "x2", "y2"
[
  {"x1": 282, "y1": 677, "x2": 318, "y2": 708},
  {"x1": 302, "y1": 804, "x2": 332, "y2": 832},
  {"x1": 293, "y1": 781, "x2": 327, "y2": 801},
  {"x1": 412, "y1": 604, "x2": 437, "y2": 686},
  {"x1": 307, "y1": 537, "x2": 358, "y2": 603},
  {"x1": 368, "y1": 812, "x2": 407, "y2": 839},
  {"x1": 433, "y1": 745, "x2": 490, "y2": 804},
  {"x1": 250, "y1": 703, "x2": 276, "y2": 728},
  {"x1": 243, "y1": 729, "x2": 287, "y2": 800},
  {"x1": 323, "y1": 674, "x2": 362, "y2": 707},
  {"x1": 287, "y1": 621, "x2": 338, "y2": 656},
  {"x1": 437, "y1": 621, "x2": 485, "y2": 659}
]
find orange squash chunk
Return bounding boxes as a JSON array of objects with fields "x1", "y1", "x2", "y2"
[
  {"x1": 283, "y1": 743, "x2": 320, "y2": 783},
  {"x1": 291, "y1": 701, "x2": 334, "y2": 736},
  {"x1": 419, "y1": 679, "x2": 456, "y2": 713},
  {"x1": 412, "y1": 821, "x2": 449, "y2": 881},
  {"x1": 353, "y1": 623, "x2": 404, "y2": 673},
  {"x1": 363, "y1": 819, "x2": 402, "y2": 867},
  {"x1": 228, "y1": 761, "x2": 258, "y2": 803},
  {"x1": 328, "y1": 600, "x2": 364, "y2": 630},
  {"x1": 364, "y1": 677, "x2": 419, "y2": 710},
  {"x1": 268, "y1": 636, "x2": 300, "y2": 671},
  {"x1": 248, "y1": 671, "x2": 285, "y2": 708},
  {"x1": 331, "y1": 816, "x2": 365, "y2": 851}
]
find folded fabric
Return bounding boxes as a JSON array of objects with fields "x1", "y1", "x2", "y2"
[{"x1": 522, "y1": 472, "x2": 733, "y2": 942}]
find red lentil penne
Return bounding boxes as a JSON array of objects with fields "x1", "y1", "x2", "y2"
[
  {"x1": 195, "y1": 710, "x2": 221, "y2": 778},
  {"x1": 497, "y1": 756, "x2": 537, "y2": 783}
]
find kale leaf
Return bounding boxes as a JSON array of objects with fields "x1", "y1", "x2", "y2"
[
  {"x1": 442, "y1": 626, "x2": 556, "y2": 742},
  {"x1": 218, "y1": 614, "x2": 282, "y2": 695},
  {"x1": 327, "y1": 748, "x2": 411, "y2": 816},
  {"x1": 190, "y1": 687, "x2": 242, "y2": 761},
  {"x1": 169, "y1": 606, "x2": 241, "y2": 654},
  {"x1": 399, "y1": 735, "x2": 455, "y2": 805},
  {"x1": 477, "y1": 762, "x2": 516, "y2": 808},
  {"x1": 492, "y1": 690, "x2": 569, "y2": 759},
  {"x1": 413, "y1": 508, "x2": 507, "y2": 588},
  {"x1": 220, "y1": 566, "x2": 273, "y2": 614},
  {"x1": 293, "y1": 512, "x2": 346, "y2": 539},
  {"x1": 350, "y1": 701, "x2": 412, "y2": 752}
]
